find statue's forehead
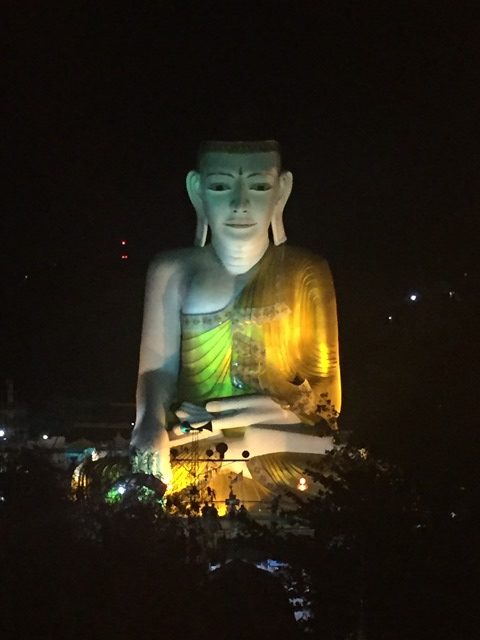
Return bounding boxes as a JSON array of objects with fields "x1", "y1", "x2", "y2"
[{"x1": 199, "y1": 151, "x2": 280, "y2": 174}]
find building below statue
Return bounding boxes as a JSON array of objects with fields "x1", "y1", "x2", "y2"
[{"x1": 166, "y1": 425, "x2": 335, "y2": 511}]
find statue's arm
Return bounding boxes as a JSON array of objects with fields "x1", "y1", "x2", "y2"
[
  {"x1": 297, "y1": 256, "x2": 341, "y2": 424},
  {"x1": 131, "y1": 253, "x2": 186, "y2": 452}
]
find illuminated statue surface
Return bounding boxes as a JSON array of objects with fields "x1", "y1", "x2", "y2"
[{"x1": 131, "y1": 141, "x2": 341, "y2": 500}]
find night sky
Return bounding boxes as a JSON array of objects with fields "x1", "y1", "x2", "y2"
[{"x1": 3, "y1": 3, "x2": 479, "y2": 426}]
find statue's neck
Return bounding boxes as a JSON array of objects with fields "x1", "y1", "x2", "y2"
[{"x1": 211, "y1": 236, "x2": 270, "y2": 275}]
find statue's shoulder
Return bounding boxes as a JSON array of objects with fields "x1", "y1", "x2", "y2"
[
  {"x1": 280, "y1": 244, "x2": 329, "y2": 269},
  {"x1": 276, "y1": 245, "x2": 334, "y2": 289},
  {"x1": 148, "y1": 247, "x2": 207, "y2": 279}
]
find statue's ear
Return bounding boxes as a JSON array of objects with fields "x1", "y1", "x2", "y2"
[
  {"x1": 271, "y1": 171, "x2": 293, "y2": 246},
  {"x1": 186, "y1": 170, "x2": 208, "y2": 247}
]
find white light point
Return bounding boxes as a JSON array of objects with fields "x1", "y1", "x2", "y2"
[
  {"x1": 297, "y1": 477, "x2": 308, "y2": 491},
  {"x1": 0, "y1": 429, "x2": 5, "y2": 437},
  {"x1": 117, "y1": 485, "x2": 126, "y2": 495},
  {"x1": 42, "y1": 434, "x2": 49, "y2": 440},
  {"x1": 409, "y1": 294, "x2": 417, "y2": 302}
]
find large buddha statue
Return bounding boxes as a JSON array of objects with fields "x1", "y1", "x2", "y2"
[{"x1": 131, "y1": 141, "x2": 341, "y2": 501}]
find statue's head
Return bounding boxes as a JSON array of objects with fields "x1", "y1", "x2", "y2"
[{"x1": 186, "y1": 140, "x2": 293, "y2": 248}]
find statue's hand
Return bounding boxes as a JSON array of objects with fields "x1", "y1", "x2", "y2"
[
  {"x1": 175, "y1": 401, "x2": 215, "y2": 428},
  {"x1": 206, "y1": 395, "x2": 302, "y2": 430},
  {"x1": 171, "y1": 395, "x2": 301, "y2": 437}
]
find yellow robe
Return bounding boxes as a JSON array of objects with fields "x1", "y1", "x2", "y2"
[
  {"x1": 178, "y1": 244, "x2": 341, "y2": 426},
  {"x1": 172, "y1": 245, "x2": 341, "y2": 505}
]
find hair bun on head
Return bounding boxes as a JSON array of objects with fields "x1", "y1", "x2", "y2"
[{"x1": 197, "y1": 140, "x2": 282, "y2": 169}]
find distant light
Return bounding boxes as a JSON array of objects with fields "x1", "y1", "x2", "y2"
[
  {"x1": 121, "y1": 240, "x2": 127, "y2": 246},
  {"x1": 297, "y1": 476, "x2": 308, "y2": 491},
  {"x1": 387, "y1": 315, "x2": 393, "y2": 321},
  {"x1": 448, "y1": 291, "x2": 455, "y2": 298},
  {"x1": 409, "y1": 294, "x2": 417, "y2": 302},
  {"x1": 42, "y1": 434, "x2": 48, "y2": 440},
  {"x1": 0, "y1": 429, "x2": 5, "y2": 437},
  {"x1": 117, "y1": 485, "x2": 126, "y2": 495},
  {"x1": 121, "y1": 254, "x2": 129, "y2": 260},
  {"x1": 450, "y1": 511, "x2": 456, "y2": 518},
  {"x1": 463, "y1": 272, "x2": 468, "y2": 277},
  {"x1": 131, "y1": 422, "x2": 135, "y2": 426},
  {"x1": 24, "y1": 274, "x2": 29, "y2": 280}
]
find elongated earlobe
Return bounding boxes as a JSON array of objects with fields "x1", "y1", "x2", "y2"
[
  {"x1": 194, "y1": 217, "x2": 208, "y2": 247},
  {"x1": 271, "y1": 210, "x2": 287, "y2": 245},
  {"x1": 271, "y1": 170, "x2": 292, "y2": 245},
  {"x1": 186, "y1": 170, "x2": 208, "y2": 247}
]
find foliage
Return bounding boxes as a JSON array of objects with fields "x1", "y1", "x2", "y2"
[
  {"x1": 2, "y1": 443, "x2": 479, "y2": 639},
  {"x1": 290, "y1": 444, "x2": 479, "y2": 639},
  {"x1": 1, "y1": 453, "x2": 300, "y2": 640}
]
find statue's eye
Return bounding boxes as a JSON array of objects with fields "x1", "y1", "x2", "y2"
[
  {"x1": 208, "y1": 183, "x2": 230, "y2": 192},
  {"x1": 250, "y1": 183, "x2": 272, "y2": 192}
]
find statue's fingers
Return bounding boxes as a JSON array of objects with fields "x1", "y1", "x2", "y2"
[
  {"x1": 179, "y1": 401, "x2": 207, "y2": 412},
  {"x1": 171, "y1": 418, "x2": 211, "y2": 436},
  {"x1": 186, "y1": 419, "x2": 211, "y2": 428},
  {"x1": 211, "y1": 407, "x2": 272, "y2": 429},
  {"x1": 211, "y1": 412, "x2": 248, "y2": 430},
  {"x1": 176, "y1": 401, "x2": 212, "y2": 416},
  {"x1": 211, "y1": 405, "x2": 301, "y2": 429},
  {"x1": 206, "y1": 395, "x2": 263, "y2": 412},
  {"x1": 176, "y1": 407, "x2": 211, "y2": 420}
]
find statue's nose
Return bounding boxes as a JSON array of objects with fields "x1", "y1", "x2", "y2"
[{"x1": 231, "y1": 181, "x2": 249, "y2": 212}]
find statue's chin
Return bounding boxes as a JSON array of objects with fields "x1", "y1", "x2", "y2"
[
  {"x1": 212, "y1": 233, "x2": 270, "y2": 274},
  {"x1": 214, "y1": 229, "x2": 259, "y2": 247}
]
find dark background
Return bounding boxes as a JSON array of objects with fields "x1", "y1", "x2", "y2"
[{"x1": 2, "y1": 2, "x2": 479, "y2": 435}]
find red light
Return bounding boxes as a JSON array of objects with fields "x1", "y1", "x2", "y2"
[
  {"x1": 121, "y1": 254, "x2": 128, "y2": 260},
  {"x1": 121, "y1": 240, "x2": 127, "y2": 246}
]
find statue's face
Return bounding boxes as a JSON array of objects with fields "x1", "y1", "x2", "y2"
[{"x1": 198, "y1": 151, "x2": 282, "y2": 246}]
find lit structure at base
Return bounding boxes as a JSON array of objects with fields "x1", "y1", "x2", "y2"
[{"x1": 131, "y1": 140, "x2": 341, "y2": 504}]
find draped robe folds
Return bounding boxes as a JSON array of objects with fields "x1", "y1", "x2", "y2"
[{"x1": 171, "y1": 244, "x2": 341, "y2": 501}]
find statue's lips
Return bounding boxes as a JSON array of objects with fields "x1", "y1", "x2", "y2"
[{"x1": 224, "y1": 222, "x2": 256, "y2": 228}]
